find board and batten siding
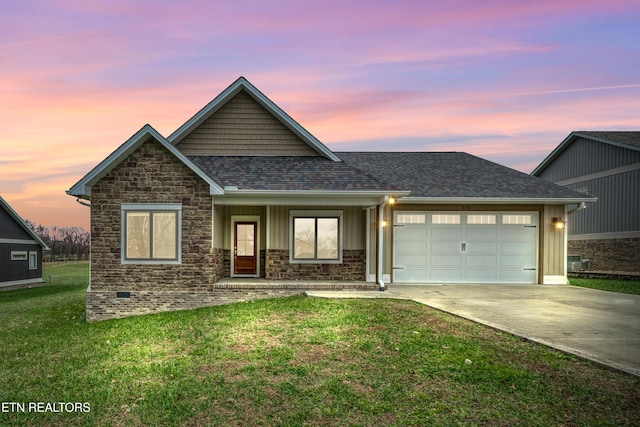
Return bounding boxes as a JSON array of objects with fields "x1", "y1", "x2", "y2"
[
  {"x1": 565, "y1": 170, "x2": 640, "y2": 236},
  {"x1": 542, "y1": 205, "x2": 566, "y2": 278},
  {"x1": 537, "y1": 137, "x2": 640, "y2": 182},
  {"x1": 176, "y1": 90, "x2": 321, "y2": 156}
]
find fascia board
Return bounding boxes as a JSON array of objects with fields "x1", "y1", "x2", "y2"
[
  {"x1": 167, "y1": 77, "x2": 342, "y2": 162},
  {"x1": 67, "y1": 125, "x2": 224, "y2": 198},
  {"x1": 531, "y1": 132, "x2": 576, "y2": 176},
  {"x1": 214, "y1": 189, "x2": 411, "y2": 206},
  {"x1": 397, "y1": 196, "x2": 598, "y2": 204},
  {"x1": 0, "y1": 196, "x2": 50, "y2": 250}
]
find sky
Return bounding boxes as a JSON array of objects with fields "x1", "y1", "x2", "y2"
[{"x1": 1, "y1": 0, "x2": 639, "y2": 230}]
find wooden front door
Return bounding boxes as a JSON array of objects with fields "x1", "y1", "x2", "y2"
[{"x1": 234, "y1": 221, "x2": 257, "y2": 275}]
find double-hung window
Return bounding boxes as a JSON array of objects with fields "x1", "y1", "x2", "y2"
[
  {"x1": 121, "y1": 204, "x2": 182, "y2": 264},
  {"x1": 290, "y1": 210, "x2": 342, "y2": 263}
]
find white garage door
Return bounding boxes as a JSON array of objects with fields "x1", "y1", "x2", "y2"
[{"x1": 393, "y1": 212, "x2": 538, "y2": 284}]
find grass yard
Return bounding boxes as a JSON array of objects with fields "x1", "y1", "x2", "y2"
[
  {"x1": 570, "y1": 277, "x2": 640, "y2": 295},
  {"x1": 1, "y1": 263, "x2": 639, "y2": 426}
]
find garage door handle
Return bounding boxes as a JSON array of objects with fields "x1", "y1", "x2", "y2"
[
  {"x1": 393, "y1": 266, "x2": 404, "y2": 270},
  {"x1": 461, "y1": 242, "x2": 466, "y2": 252},
  {"x1": 523, "y1": 268, "x2": 536, "y2": 271}
]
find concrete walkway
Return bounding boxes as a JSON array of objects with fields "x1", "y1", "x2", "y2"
[{"x1": 306, "y1": 284, "x2": 640, "y2": 376}]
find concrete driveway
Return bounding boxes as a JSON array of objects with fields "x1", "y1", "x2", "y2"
[{"x1": 387, "y1": 284, "x2": 640, "y2": 376}]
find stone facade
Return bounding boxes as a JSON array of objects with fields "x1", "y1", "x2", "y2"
[
  {"x1": 569, "y1": 237, "x2": 640, "y2": 273},
  {"x1": 86, "y1": 281, "x2": 378, "y2": 322},
  {"x1": 265, "y1": 249, "x2": 366, "y2": 280},
  {"x1": 90, "y1": 139, "x2": 217, "y2": 293}
]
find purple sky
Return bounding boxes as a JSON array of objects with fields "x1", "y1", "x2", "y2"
[{"x1": 1, "y1": 0, "x2": 639, "y2": 229}]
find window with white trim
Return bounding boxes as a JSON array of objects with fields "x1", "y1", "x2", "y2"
[
  {"x1": 121, "y1": 204, "x2": 182, "y2": 264},
  {"x1": 396, "y1": 213, "x2": 426, "y2": 224},
  {"x1": 290, "y1": 210, "x2": 342, "y2": 263},
  {"x1": 11, "y1": 251, "x2": 27, "y2": 261},
  {"x1": 467, "y1": 214, "x2": 496, "y2": 225},
  {"x1": 29, "y1": 251, "x2": 37, "y2": 270},
  {"x1": 431, "y1": 214, "x2": 461, "y2": 225},
  {"x1": 502, "y1": 214, "x2": 533, "y2": 225}
]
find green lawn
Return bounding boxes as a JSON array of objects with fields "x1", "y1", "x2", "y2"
[
  {"x1": 570, "y1": 277, "x2": 640, "y2": 295},
  {"x1": 1, "y1": 263, "x2": 639, "y2": 426}
]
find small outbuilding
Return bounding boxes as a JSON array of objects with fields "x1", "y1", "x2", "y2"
[{"x1": 0, "y1": 196, "x2": 49, "y2": 290}]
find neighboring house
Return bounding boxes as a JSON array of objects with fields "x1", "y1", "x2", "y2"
[
  {"x1": 0, "y1": 196, "x2": 49, "y2": 290},
  {"x1": 532, "y1": 131, "x2": 640, "y2": 273},
  {"x1": 67, "y1": 77, "x2": 594, "y2": 321}
]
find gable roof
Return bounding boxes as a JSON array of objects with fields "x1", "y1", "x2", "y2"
[
  {"x1": 168, "y1": 77, "x2": 341, "y2": 162},
  {"x1": 67, "y1": 124, "x2": 224, "y2": 199},
  {"x1": 0, "y1": 196, "x2": 49, "y2": 249},
  {"x1": 532, "y1": 131, "x2": 640, "y2": 176},
  {"x1": 338, "y1": 152, "x2": 594, "y2": 203}
]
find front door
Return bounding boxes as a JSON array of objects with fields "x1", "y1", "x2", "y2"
[{"x1": 234, "y1": 221, "x2": 257, "y2": 276}]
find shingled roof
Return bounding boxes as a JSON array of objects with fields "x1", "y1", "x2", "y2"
[
  {"x1": 338, "y1": 152, "x2": 591, "y2": 200},
  {"x1": 188, "y1": 152, "x2": 591, "y2": 201},
  {"x1": 188, "y1": 155, "x2": 399, "y2": 192},
  {"x1": 577, "y1": 131, "x2": 640, "y2": 149}
]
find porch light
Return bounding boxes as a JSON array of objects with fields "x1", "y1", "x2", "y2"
[
  {"x1": 388, "y1": 197, "x2": 396, "y2": 205},
  {"x1": 552, "y1": 217, "x2": 565, "y2": 230}
]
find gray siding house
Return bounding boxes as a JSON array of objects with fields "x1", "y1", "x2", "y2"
[
  {"x1": 68, "y1": 77, "x2": 594, "y2": 321},
  {"x1": 532, "y1": 131, "x2": 640, "y2": 273},
  {"x1": 0, "y1": 196, "x2": 49, "y2": 290}
]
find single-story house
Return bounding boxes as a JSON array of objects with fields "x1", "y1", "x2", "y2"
[
  {"x1": 0, "y1": 195, "x2": 49, "y2": 290},
  {"x1": 532, "y1": 131, "x2": 640, "y2": 273},
  {"x1": 67, "y1": 77, "x2": 595, "y2": 321}
]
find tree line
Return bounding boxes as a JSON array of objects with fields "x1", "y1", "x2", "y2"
[{"x1": 25, "y1": 220, "x2": 90, "y2": 262}]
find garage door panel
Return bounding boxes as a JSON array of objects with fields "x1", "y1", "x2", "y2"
[
  {"x1": 466, "y1": 270, "x2": 498, "y2": 282},
  {"x1": 393, "y1": 211, "x2": 538, "y2": 284},
  {"x1": 430, "y1": 269, "x2": 462, "y2": 282},
  {"x1": 394, "y1": 268, "x2": 427, "y2": 282},
  {"x1": 430, "y1": 241, "x2": 461, "y2": 252},
  {"x1": 501, "y1": 241, "x2": 535, "y2": 253},
  {"x1": 396, "y1": 254, "x2": 428, "y2": 266},
  {"x1": 466, "y1": 255, "x2": 498, "y2": 266},
  {"x1": 431, "y1": 254, "x2": 463, "y2": 266},
  {"x1": 466, "y1": 241, "x2": 498, "y2": 253},
  {"x1": 501, "y1": 227, "x2": 536, "y2": 239},
  {"x1": 395, "y1": 226, "x2": 427, "y2": 240},
  {"x1": 431, "y1": 228, "x2": 463, "y2": 239},
  {"x1": 501, "y1": 254, "x2": 536, "y2": 267},
  {"x1": 395, "y1": 240, "x2": 427, "y2": 252},
  {"x1": 466, "y1": 227, "x2": 498, "y2": 239}
]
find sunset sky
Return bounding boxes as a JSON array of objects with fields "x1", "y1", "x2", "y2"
[{"x1": 1, "y1": 0, "x2": 639, "y2": 230}]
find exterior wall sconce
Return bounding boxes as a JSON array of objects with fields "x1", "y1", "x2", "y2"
[{"x1": 552, "y1": 217, "x2": 565, "y2": 230}]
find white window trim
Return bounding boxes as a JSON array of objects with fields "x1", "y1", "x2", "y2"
[
  {"x1": 289, "y1": 210, "x2": 343, "y2": 264},
  {"x1": 11, "y1": 251, "x2": 28, "y2": 261},
  {"x1": 121, "y1": 203, "x2": 182, "y2": 265},
  {"x1": 28, "y1": 251, "x2": 37, "y2": 270}
]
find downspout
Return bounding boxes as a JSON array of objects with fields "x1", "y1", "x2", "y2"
[
  {"x1": 567, "y1": 201, "x2": 587, "y2": 215},
  {"x1": 377, "y1": 196, "x2": 389, "y2": 291}
]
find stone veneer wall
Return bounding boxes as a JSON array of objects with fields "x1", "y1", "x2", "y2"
[
  {"x1": 86, "y1": 280, "x2": 379, "y2": 322},
  {"x1": 265, "y1": 249, "x2": 366, "y2": 280},
  {"x1": 569, "y1": 237, "x2": 640, "y2": 273},
  {"x1": 88, "y1": 138, "x2": 221, "y2": 304}
]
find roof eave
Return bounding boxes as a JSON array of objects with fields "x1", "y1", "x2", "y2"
[
  {"x1": 397, "y1": 196, "x2": 598, "y2": 205},
  {"x1": 0, "y1": 196, "x2": 50, "y2": 250},
  {"x1": 214, "y1": 189, "x2": 411, "y2": 206},
  {"x1": 67, "y1": 124, "x2": 225, "y2": 199}
]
